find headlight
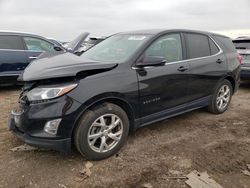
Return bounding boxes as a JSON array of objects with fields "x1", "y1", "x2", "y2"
[{"x1": 27, "y1": 83, "x2": 78, "y2": 101}]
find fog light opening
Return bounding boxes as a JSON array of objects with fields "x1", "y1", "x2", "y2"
[{"x1": 44, "y1": 119, "x2": 62, "y2": 135}]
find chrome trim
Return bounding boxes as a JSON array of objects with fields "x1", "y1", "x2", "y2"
[
  {"x1": 0, "y1": 74, "x2": 20, "y2": 76},
  {"x1": 0, "y1": 49, "x2": 44, "y2": 52},
  {"x1": 241, "y1": 67, "x2": 250, "y2": 70},
  {"x1": 29, "y1": 56, "x2": 38, "y2": 59},
  {"x1": 132, "y1": 35, "x2": 223, "y2": 70}
]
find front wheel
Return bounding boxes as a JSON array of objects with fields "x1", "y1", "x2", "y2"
[
  {"x1": 208, "y1": 80, "x2": 233, "y2": 114},
  {"x1": 74, "y1": 103, "x2": 129, "y2": 160}
]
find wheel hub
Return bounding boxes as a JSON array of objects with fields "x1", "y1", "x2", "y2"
[{"x1": 87, "y1": 114, "x2": 123, "y2": 153}]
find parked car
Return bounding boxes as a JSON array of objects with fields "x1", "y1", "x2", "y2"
[
  {"x1": 0, "y1": 31, "x2": 65, "y2": 85},
  {"x1": 0, "y1": 32, "x2": 96, "y2": 85},
  {"x1": 47, "y1": 37, "x2": 65, "y2": 48},
  {"x1": 63, "y1": 33, "x2": 89, "y2": 53},
  {"x1": 9, "y1": 29, "x2": 241, "y2": 160},
  {"x1": 63, "y1": 33, "x2": 105, "y2": 56},
  {"x1": 233, "y1": 37, "x2": 250, "y2": 79},
  {"x1": 74, "y1": 37, "x2": 106, "y2": 55}
]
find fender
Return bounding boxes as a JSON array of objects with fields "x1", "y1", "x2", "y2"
[{"x1": 69, "y1": 92, "x2": 137, "y2": 136}]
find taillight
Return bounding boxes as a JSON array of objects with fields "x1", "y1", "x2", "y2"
[{"x1": 237, "y1": 54, "x2": 243, "y2": 65}]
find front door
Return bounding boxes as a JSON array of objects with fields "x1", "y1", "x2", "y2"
[
  {"x1": 136, "y1": 33, "x2": 190, "y2": 124},
  {"x1": 22, "y1": 36, "x2": 56, "y2": 63}
]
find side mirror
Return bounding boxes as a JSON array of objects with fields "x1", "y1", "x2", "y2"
[
  {"x1": 53, "y1": 45, "x2": 63, "y2": 51},
  {"x1": 137, "y1": 56, "x2": 166, "y2": 67}
]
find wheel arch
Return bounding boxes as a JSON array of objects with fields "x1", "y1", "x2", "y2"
[
  {"x1": 71, "y1": 94, "x2": 136, "y2": 139},
  {"x1": 224, "y1": 75, "x2": 236, "y2": 92}
]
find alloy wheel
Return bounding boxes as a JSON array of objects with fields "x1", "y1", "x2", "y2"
[
  {"x1": 216, "y1": 85, "x2": 231, "y2": 111},
  {"x1": 87, "y1": 114, "x2": 123, "y2": 153}
]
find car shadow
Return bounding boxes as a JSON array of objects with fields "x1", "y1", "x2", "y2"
[{"x1": 240, "y1": 80, "x2": 250, "y2": 90}]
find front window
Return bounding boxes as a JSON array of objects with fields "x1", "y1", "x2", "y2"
[
  {"x1": 144, "y1": 34, "x2": 183, "y2": 63},
  {"x1": 81, "y1": 34, "x2": 151, "y2": 62},
  {"x1": 24, "y1": 37, "x2": 55, "y2": 52}
]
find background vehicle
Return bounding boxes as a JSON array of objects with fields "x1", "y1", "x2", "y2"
[
  {"x1": 0, "y1": 31, "x2": 103, "y2": 85},
  {"x1": 9, "y1": 29, "x2": 241, "y2": 160},
  {"x1": 74, "y1": 37, "x2": 106, "y2": 55},
  {"x1": 233, "y1": 37, "x2": 250, "y2": 79},
  {"x1": 63, "y1": 33, "x2": 106, "y2": 55},
  {"x1": 0, "y1": 31, "x2": 64, "y2": 86},
  {"x1": 47, "y1": 37, "x2": 65, "y2": 48}
]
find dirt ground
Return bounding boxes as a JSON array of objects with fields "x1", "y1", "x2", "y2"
[{"x1": 0, "y1": 82, "x2": 250, "y2": 188}]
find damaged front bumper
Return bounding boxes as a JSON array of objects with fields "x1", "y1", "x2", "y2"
[
  {"x1": 8, "y1": 113, "x2": 71, "y2": 153},
  {"x1": 8, "y1": 94, "x2": 83, "y2": 154}
]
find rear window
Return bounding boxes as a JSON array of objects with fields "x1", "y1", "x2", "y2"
[
  {"x1": 0, "y1": 35, "x2": 24, "y2": 50},
  {"x1": 214, "y1": 35, "x2": 236, "y2": 53},
  {"x1": 209, "y1": 38, "x2": 220, "y2": 55},
  {"x1": 185, "y1": 33, "x2": 210, "y2": 59},
  {"x1": 233, "y1": 40, "x2": 250, "y2": 49}
]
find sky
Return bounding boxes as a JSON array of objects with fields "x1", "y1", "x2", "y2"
[{"x1": 0, "y1": 0, "x2": 250, "y2": 41}]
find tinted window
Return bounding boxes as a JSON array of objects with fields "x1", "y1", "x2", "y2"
[
  {"x1": 186, "y1": 33, "x2": 210, "y2": 59},
  {"x1": 145, "y1": 34, "x2": 183, "y2": 62},
  {"x1": 214, "y1": 35, "x2": 236, "y2": 53},
  {"x1": 233, "y1": 40, "x2": 250, "y2": 49},
  {"x1": 209, "y1": 38, "x2": 220, "y2": 55},
  {"x1": 0, "y1": 35, "x2": 24, "y2": 50},
  {"x1": 24, "y1": 37, "x2": 55, "y2": 52}
]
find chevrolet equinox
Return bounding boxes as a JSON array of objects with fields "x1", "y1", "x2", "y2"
[{"x1": 9, "y1": 29, "x2": 241, "y2": 160}]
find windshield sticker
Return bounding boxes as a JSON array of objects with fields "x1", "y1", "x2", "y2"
[{"x1": 128, "y1": 36, "x2": 146, "y2": 41}]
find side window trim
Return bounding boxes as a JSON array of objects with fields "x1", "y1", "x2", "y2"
[{"x1": 132, "y1": 32, "x2": 223, "y2": 70}]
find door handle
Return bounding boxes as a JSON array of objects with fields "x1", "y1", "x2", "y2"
[
  {"x1": 177, "y1": 66, "x2": 188, "y2": 72},
  {"x1": 216, "y1": 59, "x2": 223, "y2": 64},
  {"x1": 29, "y1": 56, "x2": 37, "y2": 60}
]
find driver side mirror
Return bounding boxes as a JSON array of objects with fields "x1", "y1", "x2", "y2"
[{"x1": 137, "y1": 56, "x2": 166, "y2": 68}]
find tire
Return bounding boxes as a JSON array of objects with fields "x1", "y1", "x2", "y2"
[
  {"x1": 74, "y1": 103, "x2": 129, "y2": 160},
  {"x1": 208, "y1": 79, "x2": 233, "y2": 114}
]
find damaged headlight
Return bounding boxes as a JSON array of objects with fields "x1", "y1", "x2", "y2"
[{"x1": 27, "y1": 83, "x2": 78, "y2": 101}]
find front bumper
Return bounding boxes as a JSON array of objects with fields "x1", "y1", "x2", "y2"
[
  {"x1": 8, "y1": 95, "x2": 83, "y2": 153},
  {"x1": 9, "y1": 114, "x2": 71, "y2": 153}
]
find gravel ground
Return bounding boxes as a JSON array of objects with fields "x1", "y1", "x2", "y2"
[{"x1": 0, "y1": 82, "x2": 250, "y2": 188}]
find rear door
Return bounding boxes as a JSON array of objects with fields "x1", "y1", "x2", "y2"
[
  {"x1": 136, "y1": 33, "x2": 190, "y2": 123},
  {"x1": 0, "y1": 35, "x2": 28, "y2": 77},
  {"x1": 184, "y1": 33, "x2": 227, "y2": 102},
  {"x1": 22, "y1": 36, "x2": 57, "y2": 63}
]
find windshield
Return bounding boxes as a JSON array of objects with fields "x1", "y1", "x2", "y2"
[{"x1": 81, "y1": 34, "x2": 151, "y2": 62}]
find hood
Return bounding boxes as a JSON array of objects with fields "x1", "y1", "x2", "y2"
[{"x1": 19, "y1": 52, "x2": 117, "y2": 81}]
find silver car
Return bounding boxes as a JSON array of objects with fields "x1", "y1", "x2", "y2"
[{"x1": 233, "y1": 37, "x2": 250, "y2": 79}]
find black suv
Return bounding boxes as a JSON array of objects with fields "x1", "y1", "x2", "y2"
[
  {"x1": 9, "y1": 29, "x2": 240, "y2": 160},
  {"x1": 0, "y1": 31, "x2": 64, "y2": 85},
  {"x1": 233, "y1": 37, "x2": 250, "y2": 79}
]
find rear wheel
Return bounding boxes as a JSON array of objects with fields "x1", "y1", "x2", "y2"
[
  {"x1": 208, "y1": 80, "x2": 233, "y2": 114},
  {"x1": 74, "y1": 103, "x2": 129, "y2": 160}
]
